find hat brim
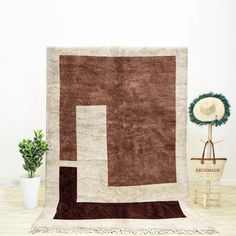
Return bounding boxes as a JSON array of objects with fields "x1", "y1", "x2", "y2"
[
  {"x1": 193, "y1": 97, "x2": 225, "y2": 122},
  {"x1": 189, "y1": 92, "x2": 231, "y2": 127}
]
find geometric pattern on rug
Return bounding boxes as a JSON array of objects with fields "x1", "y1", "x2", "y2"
[
  {"x1": 75, "y1": 105, "x2": 178, "y2": 203},
  {"x1": 54, "y1": 167, "x2": 186, "y2": 219},
  {"x1": 59, "y1": 55, "x2": 176, "y2": 186},
  {"x1": 56, "y1": 55, "x2": 180, "y2": 218}
]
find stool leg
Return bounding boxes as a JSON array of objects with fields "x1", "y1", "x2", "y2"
[
  {"x1": 194, "y1": 189, "x2": 198, "y2": 204},
  {"x1": 203, "y1": 193, "x2": 207, "y2": 208},
  {"x1": 217, "y1": 192, "x2": 221, "y2": 207}
]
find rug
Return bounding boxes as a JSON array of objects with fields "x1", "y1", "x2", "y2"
[{"x1": 32, "y1": 47, "x2": 217, "y2": 234}]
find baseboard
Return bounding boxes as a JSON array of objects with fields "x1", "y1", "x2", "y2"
[
  {"x1": 220, "y1": 178, "x2": 236, "y2": 186},
  {"x1": 0, "y1": 178, "x2": 45, "y2": 187}
]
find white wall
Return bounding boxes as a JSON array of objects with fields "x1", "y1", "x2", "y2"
[
  {"x1": 0, "y1": 0, "x2": 235, "y2": 185},
  {"x1": 188, "y1": 0, "x2": 236, "y2": 184}
]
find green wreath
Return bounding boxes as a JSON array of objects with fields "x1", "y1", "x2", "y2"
[{"x1": 189, "y1": 92, "x2": 231, "y2": 127}]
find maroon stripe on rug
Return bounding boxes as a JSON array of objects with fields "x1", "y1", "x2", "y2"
[
  {"x1": 58, "y1": 167, "x2": 77, "y2": 204},
  {"x1": 54, "y1": 201, "x2": 186, "y2": 220},
  {"x1": 54, "y1": 167, "x2": 186, "y2": 220}
]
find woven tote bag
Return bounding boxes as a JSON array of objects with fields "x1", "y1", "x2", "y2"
[{"x1": 191, "y1": 141, "x2": 227, "y2": 181}]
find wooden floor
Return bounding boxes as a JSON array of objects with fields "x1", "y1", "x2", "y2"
[{"x1": 0, "y1": 185, "x2": 236, "y2": 236}]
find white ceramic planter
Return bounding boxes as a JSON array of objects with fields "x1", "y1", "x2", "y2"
[{"x1": 20, "y1": 175, "x2": 41, "y2": 209}]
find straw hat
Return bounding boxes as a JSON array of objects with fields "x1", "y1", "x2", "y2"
[
  {"x1": 193, "y1": 97, "x2": 225, "y2": 122},
  {"x1": 189, "y1": 92, "x2": 231, "y2": 127}
]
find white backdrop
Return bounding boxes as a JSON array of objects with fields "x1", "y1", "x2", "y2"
[{"x1": 0, "y1": 0, "x2": 235, "y2": 185}]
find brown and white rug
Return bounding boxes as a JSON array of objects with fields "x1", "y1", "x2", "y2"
[{"x1": 32, "y1": 47, "x2": 217, "y2": 234}]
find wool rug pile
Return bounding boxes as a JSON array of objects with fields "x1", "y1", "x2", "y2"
[{"x1": 32, "y1": 47, "x2": 216, "y2": 234}]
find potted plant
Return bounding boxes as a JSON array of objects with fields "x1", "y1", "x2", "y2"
[{"x1": 18, "y1": 130, "x2": 49, "y2": 209}]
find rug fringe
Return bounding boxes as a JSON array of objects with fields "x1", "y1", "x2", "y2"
[{"x1": 31, "y1": 226, "x2": 218, "y2": 235}]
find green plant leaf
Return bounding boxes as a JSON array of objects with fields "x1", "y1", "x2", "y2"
[{"x1": 18, "y1": 130, "x2": 49, "y2": 176}]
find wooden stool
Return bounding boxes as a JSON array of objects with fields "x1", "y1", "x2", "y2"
[
  {"x1": 192, "y1": 124, "x2": 224, "y2": 208},
  {"x1": 193, "y1": 188, "x2": 221, "y2": 208}
]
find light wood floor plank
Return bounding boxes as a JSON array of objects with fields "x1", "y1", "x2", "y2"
[{"x1": 0, "y1": 185, "x2": 236, "y2": 235}]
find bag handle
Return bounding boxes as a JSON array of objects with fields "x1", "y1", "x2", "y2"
[{"x1": 201, "y1": 140, "x2": 216, "y2": 165}]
